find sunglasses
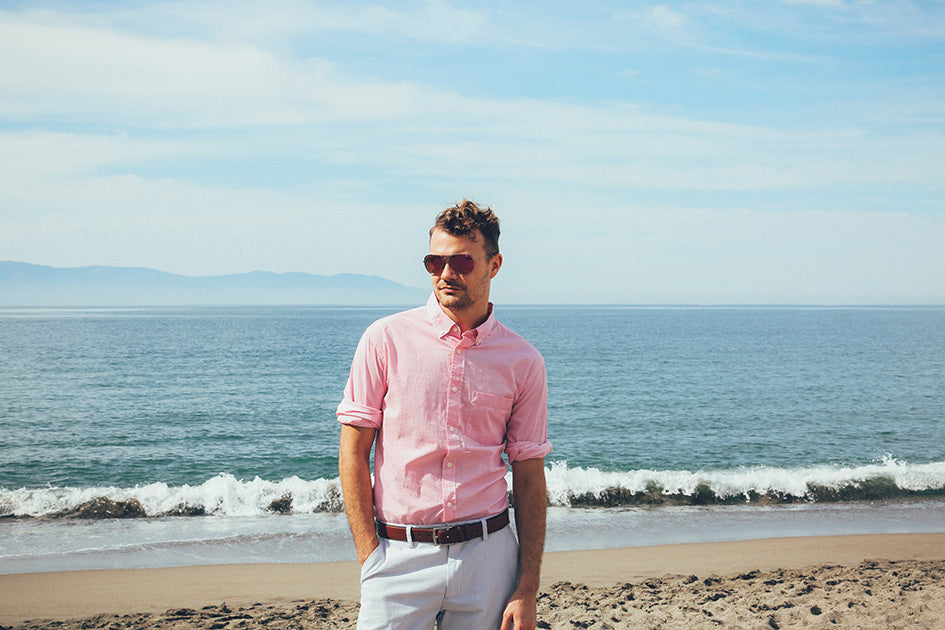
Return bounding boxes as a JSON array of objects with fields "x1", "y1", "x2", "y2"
[{"x1": 423, "y1": 254, "x2": 483, "y2": 275}]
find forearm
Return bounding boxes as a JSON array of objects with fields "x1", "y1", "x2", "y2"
[
  {"x1": 339, "y1": 425, "x2": 378, "y2": 564},
  {"x1": 340, "y1": 459, "x2": 377, "y2": 564},
  {"x1": 501, "y1": 458, "x2": 547, "y2": 630},
  {"x1": 511, "y1": 458, "x2": 547, "y2": 594}
]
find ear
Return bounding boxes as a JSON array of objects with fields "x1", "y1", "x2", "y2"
[{"x1": 488, "y1": 253, "x2": 503, "y2": 279}]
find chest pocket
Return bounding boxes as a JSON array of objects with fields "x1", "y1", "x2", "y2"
[{"x1": 465, "y1": 391, "x2": 514, "y2": 446}]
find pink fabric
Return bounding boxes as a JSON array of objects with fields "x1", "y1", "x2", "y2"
[{"x1": 337, "y1": 294, "x2": 551, "y2": 526}]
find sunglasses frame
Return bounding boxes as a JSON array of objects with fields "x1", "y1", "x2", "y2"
[{"x1": 423, "y1": 254, "x2": 484, "y2": 275}]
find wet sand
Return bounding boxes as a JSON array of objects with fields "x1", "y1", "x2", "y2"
[{"x1": 2, "y1": 533, "x2": 944, "y2": 629}]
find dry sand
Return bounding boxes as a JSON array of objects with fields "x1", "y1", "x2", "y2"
[{"x1": 2, "y1": 533, "x2": 944, "y2": 629}]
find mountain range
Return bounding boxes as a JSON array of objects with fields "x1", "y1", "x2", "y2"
[{"x1": 0, "y1": 261, "x2": 428, "y2": 306}]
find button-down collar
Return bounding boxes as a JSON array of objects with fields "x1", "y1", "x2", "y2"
[{"x1": 424, "y1": 293, "x2": 496, "y2": 345}]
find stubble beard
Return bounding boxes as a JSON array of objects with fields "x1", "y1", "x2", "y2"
[{"x1": 436, "y1": 283, "x2": 473, "y2": 311}]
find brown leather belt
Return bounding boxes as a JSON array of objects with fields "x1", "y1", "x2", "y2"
[{"x1": 375, "y1": 509, "x2": 510, "y2": 545}]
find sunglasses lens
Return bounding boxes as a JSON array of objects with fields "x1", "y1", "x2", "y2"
[
  {"x1": 449, "y1": 255, "x2": 475, "y2": 274},
  {"x1": 423, "y1": 255, "x2": 445, "y2": 274}
]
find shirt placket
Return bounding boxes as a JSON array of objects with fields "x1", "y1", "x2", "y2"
[{"x1": 442, "y1": 330, "x2": 474, "y2": 522}]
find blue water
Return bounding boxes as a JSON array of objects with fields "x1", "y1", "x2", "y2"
[
  {"x1": 523, "y1": 306, "x2": 945, "y2": 471},
  {"x1": 2, "y1": 305, "x2": 945, "y2": 573}
]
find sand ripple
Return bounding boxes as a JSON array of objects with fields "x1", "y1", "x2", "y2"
[{"x1": 4, "y1": 559, "x2": 943, "y2": 630}]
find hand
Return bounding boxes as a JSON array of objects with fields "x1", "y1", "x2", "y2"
[
  {"x1": 357, "y1": 537, "x2": 379, "y2": 566},
  {"x1": 500, "y1": 589, "x2": 537, "y2": 630}
]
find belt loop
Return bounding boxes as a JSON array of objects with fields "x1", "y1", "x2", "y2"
[
  {"x1": 406, "y1": 525, "x2": 413, "y2": 543},
  {"x1": 480, "y1": 517, "x2": 489, "y2": 541}
]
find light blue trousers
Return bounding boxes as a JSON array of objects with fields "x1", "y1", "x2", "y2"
[{"x1": 357, "y1": 525, "x2": 520, "y2": 630}]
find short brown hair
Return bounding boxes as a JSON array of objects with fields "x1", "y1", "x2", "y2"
[{"x1": 431, "y1": 199, "x2": 500, "y2": 256}]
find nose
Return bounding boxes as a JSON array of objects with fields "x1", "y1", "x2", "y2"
[{"x1": 440, "y1": 260, "x2": 461, "y2": 279}]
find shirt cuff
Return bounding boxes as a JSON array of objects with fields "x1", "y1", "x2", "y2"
[
  {"x1": 336, "y1": 401, "x2": 382, "y2": 428},
  {"x1": 505, "y1": 439, "x2": 552, "y2": 463}
]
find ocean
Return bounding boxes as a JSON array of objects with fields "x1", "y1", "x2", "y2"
[{"x1": 2, "y1": 304, "x2": 945, "y2": 575}]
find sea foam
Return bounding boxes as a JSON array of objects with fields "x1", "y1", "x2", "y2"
[
  {"x1": 545, "y1": 456, "x2": 945, "y2": 507},
  {"x1": 2, "y1": 457, "x2": 944, "y2": 518}
]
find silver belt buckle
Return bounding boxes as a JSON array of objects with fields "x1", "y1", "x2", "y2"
[{"x1": 431, "y1": 524, "x2": 460, "y2": 545}]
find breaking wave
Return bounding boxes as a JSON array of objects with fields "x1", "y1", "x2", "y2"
[
  {"x1": 0, "y1": 475, "x2": 344, "y2": 519},
  {"x1": 546, "y1": 456, "x2": 945, "y2": 507},
  {"x1": 2, "y1": 457, "x2": 944, "y2": 519}
]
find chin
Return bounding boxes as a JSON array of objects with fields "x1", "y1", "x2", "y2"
[{"x1": 437, "y1": 291, "x2": 469, "y2": 308}]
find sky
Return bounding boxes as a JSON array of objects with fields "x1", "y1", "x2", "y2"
[{"x1": 1, "y1": 1, "x2": 944, "y2": 305}]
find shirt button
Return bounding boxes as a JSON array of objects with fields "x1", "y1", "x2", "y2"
[
  {"x1": 447, "y1": 502, "x2": 453, "y2": 507},
  {"x1": 452, "y1": 386, "x2": 458, "y2": 393},
  {"x1": 456, "y1": 348, "x2": 462, "y2": 354},
  {"x1": 446, "y1": 462, "x2": 453, "y2": 468},
  {"x1": 449, "y1": 426, "x2": 455, "y2": 432}
]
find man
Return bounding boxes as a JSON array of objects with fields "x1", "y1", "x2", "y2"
[{"x1": 337, "y1": 200, "x2": 551, "y2": 630}]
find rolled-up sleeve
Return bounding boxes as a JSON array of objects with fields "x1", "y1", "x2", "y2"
[
  {"x1": 336, "y1": 324, "x2": 387, "y2": 429},
  {"x1": 505, "y1": 353, "x2": 552, "y2": 462}
]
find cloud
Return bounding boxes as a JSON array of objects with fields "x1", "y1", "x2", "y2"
[
  {"x1": 307, "y1": 0, "x2": 491, "y2": 43},
  {"x1": 644, "y1": 5, "x2": 688, "y2": 37},
  {"x1": 496, "y1": 203, "x2": 945, "y2": 304},
  {"x1": 0, "y1": 9, "x2": 435, "y2": 128},
  {"x1": 0, "y1": 129, "x2": 190, "y2": 180},
  {"x1": 0, "y1": 14, "x2": 290, "y2": 126},
  {"x1": 779, "y1": 0, "x2": 846, "y2": 8},
  {"x1": 2, "y1": 1, "x2": 943, "y2": 303},
  {"x1": 0, "y1": 164, "x2": 432, "y2": 280}
]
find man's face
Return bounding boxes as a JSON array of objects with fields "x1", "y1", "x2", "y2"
[{"x1": 428, "y1": 228, "x2": 501, "y2": 315}]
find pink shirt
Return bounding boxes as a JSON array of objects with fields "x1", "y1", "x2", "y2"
[{"x1": 337, "y1": 294, "x2": 551, "y2": 526}]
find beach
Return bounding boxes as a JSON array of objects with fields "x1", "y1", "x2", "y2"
[
  {"x1": 3, "y1": 308, "x2": 945, "y2": 628},
  {"x1": 2, "y1": 533, "x2": 944, "y2": 629}
]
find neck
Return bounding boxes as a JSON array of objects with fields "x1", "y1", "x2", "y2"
[{"x1": 440, "y1": 302, "x2": 490, "y2": 333}]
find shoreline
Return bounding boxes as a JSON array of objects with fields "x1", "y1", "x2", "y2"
[{"x1": 2, "y1": 532, "x2": 944, "y2": 627}]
